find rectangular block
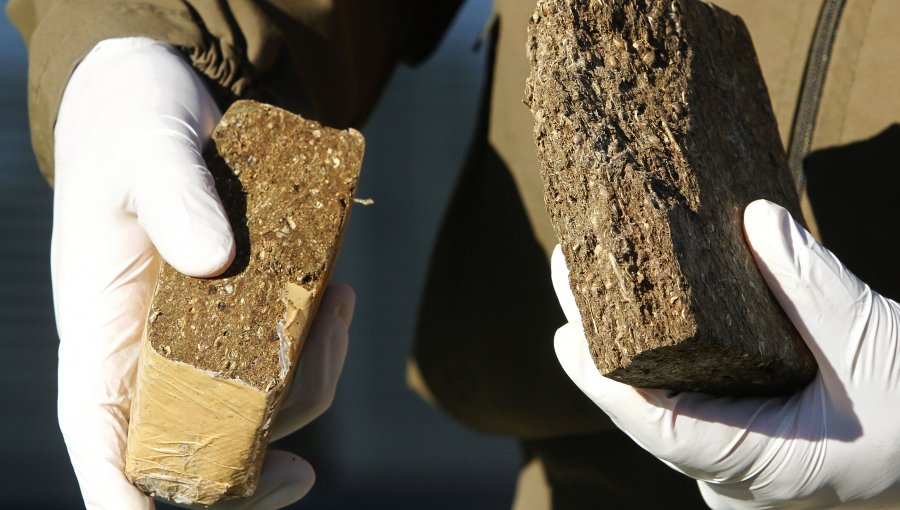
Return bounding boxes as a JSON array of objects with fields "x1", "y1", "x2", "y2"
[
  {"x1": 125, "y1": 100, "x2": 364, "y2": 504},
  {"x1": 527, "y1": 0, "x2": 816, "y2": 395}
]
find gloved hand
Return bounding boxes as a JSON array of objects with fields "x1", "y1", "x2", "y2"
[
  {"x1": 552, "y1": 199, "x2": 900, "y2": 509},
  {"x1": 52, "y1": 37, "x2": 353, "y2": 510}
]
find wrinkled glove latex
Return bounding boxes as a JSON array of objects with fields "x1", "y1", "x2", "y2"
[
  {"x1": 53, "y1": 37, "x2": 353, "y2": 510},
  {"x1": 553, "y1": 199, "x2": 900, "y2": 509}
]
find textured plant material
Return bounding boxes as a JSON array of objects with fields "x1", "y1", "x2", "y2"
[
  {"x1": 124, "y1": 100, "x2": 364, "y2": 504},
  {"x1": 527, "y1": 0, "x2": 816, "y2": 395}
]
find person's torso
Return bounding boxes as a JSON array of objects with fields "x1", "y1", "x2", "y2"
[{"x1": 490, "y1": 0, "x2": 900, "y2": 298}]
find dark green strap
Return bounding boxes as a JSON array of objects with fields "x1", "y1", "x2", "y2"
[{"x1": 787, "y1": 0, "x2": 846, "y2": 193}]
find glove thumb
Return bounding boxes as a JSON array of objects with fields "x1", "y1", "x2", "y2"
[
  {"x1": 743, "y1": 199, "x2": 871, "y2": 373},
  {"x1": 134, "y1": 148, "x2": 235, "y2": 278}
]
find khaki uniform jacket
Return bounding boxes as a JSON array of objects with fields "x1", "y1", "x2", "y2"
[
  {"x1": 9, "y1": 1, "x2": 900, "y2": 508},
  {"x1": 7, "y1": 0, "x2": 463, "y2": 182},
  {"x1": 11, "y1": 0, "x2": 900, "y2": 312}
]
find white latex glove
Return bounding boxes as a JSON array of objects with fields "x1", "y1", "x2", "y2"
[
  {"x1": 52, "y1": 37, "x2": 353, "y2": 510},
  {"x1": 553, "y1": 199, "x2": 900, "y2": 509}
]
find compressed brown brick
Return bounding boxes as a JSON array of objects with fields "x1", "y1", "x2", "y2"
[
  {"x1": 526, "y1": 0, "x2": 816, "y2": 395},
  {"x1": 124, "y1": 100, "x2": 364, "y2": 504}
]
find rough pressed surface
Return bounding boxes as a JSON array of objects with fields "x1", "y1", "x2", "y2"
[
  {"x1": 125, "y1": 100, "x2": 364, "y2": 504},
  {"x1": 527, "y1": 0, "x2": 816, "y2": 395}
]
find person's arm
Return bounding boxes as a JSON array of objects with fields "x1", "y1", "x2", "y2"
[
  {"x1": 6, "y1": 0, "x2": 251, "y2": 183},
  {"x1": 9, "y1": 3, "x2": 461, "y2": 507},
  {"x1": 6, "y1": 0, "x2": 464, "y2": 184},
  {"x1": 553, "y1": 199, "x2": 900, "y2": 508},
  {"x1": 52, "y1": 36, "x2": 355, "y2": 510}
]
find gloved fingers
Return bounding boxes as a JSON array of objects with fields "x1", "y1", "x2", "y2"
[
  {"x1": 554, "y1": 323, "x2": 787, "y2": 479},
  {"x1": 553, "y1": 323, "x2": 676, "y2": 450},
  {"x1": 744, "y1": 200, "x2": 873, "y2": 370},
  {"x1": 174, "y1": 451, "x2": 315, "y2": 510},
  {"x1": 270, "y1": 284, "x2": 355, "y2": 440},
  {"x1": 133, "y1": 148, "x2": 235, "y2": 278},
  {"x1": 52, "y1": 37, "x2": 233, "y2": 508},
  {"x1": 551, "y1": 244, "x2": 757, "y2": 475},
  {"x1": 119, "y1": 39, "x2": 234, "y2": 278},
  {"x1": 551, "y1": 244, "x2": 584, "y2": 324},
  {"x1": 56, "y1": 36, "x2": 232, "y2": 279},
  {"x1": 317, "y1": 283, "x2": 357, "y2": 327}
]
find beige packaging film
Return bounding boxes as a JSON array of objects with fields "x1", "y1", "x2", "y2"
[{"x1": 124, "y1": 100, "x2": 365, "y2": 505}]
